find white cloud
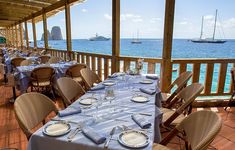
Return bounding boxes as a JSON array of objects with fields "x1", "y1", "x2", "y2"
[
  {"x1": 179, "y1": 21, "x2": 188, "y2": 25},
  {"x1": 132, "y1": 18, "x2": 143, "y2": 22},
  {"x1": 150, "y1": 17, "x2": 161, "y2": 23},
  {"x1": 204, "y1": 15, "x2": 214, "y2": 20},
  {"x1": 81, "y1": 8, "x2": 88, "y2": 13},
  {"x1": 104, "y1": 14, "x2": 112, "y2": 20}
]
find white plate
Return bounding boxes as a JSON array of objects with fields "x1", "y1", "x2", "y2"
[
  {"x1": 131, "y1": 95, "x2": 149, "y2": 103},
  {"x1": 102, "y1": 81, "x2": 116, "y2": 86},
  {"x1": 118, "y1": 130, "x2": 149, "y2": 148},
  {"x1": 139, "y1": 79, "x2": 153, "y2": 84},
  {"x1": 79, "y1": 97, "x2": 97, "y2": 105},
  {"x1": 43, "y1": 122, "x2": 71, "y2": 137}
]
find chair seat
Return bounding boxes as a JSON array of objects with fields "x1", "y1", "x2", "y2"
[
  {"x1": 72, "y1": 77, "x2": 83, "y2": 83},
  {"x1": 162, "y1": 108, "x2": 186, "y2": 125},
  {"x1": 152, "y1": 143, "x2": 171, "y2": 150},
  {"x1": 32, "y1": 81, "x2": 51, "y2": 87},
  {"x1": 161, "y1": 93, "x2": 171, "y2": 101}
]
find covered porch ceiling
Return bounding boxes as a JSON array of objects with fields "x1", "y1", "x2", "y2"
[{"x1": 0, "y1": 0, "x2": 85, "y2": 27}]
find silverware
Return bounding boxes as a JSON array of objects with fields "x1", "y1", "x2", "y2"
[
  {"x1": 67, "y1": 125, "x2": 81, "y2": 142},
  {"x1": 51, "y1": 118, "x2": 79, "y2": 124},
  {"x1": 104, "y1": 127, "x2": 116, "y2": 148}
]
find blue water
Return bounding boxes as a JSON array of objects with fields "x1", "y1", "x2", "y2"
[{"x1": 32, "y1": 39, "x2": 235, "y2": 95}]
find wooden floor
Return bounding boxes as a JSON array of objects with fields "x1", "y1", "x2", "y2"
[{"x1": 0, "y1": 83, "x2": 235, "y2": 149}]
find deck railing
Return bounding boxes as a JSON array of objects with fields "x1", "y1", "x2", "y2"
[{"x1": 46, "y1": 48, "x2": 235, "y2": 97}]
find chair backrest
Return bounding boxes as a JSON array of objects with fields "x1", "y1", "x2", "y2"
[
  {"x1": 65, "y1": 63, "x2": 87, "y2": 78},
  {"x1": 160, "y1": 110, "x2": 222, "y2": 150},
  {"x1": 57, "y1": 77, "x2": 85, "y2": 107},
  {"x1": 20, "y1": 59, "x2": 33, "y2": 66},
  {"x1": 31, "y1": 66, "x2": 55, "y2": 83},
  {"x1": 11, "y1": 57, "x2": 26, "y2": 68},
  {"x1": 48, "y1": 57, "x2": 61, "y2": 64},
  {"x1": 163, "y1": 83, "x2": 204, "y2": 126},
  {"x1": 231, "y1": 68, "x2": 235, "y2": 91},
  {"x1": 165, "y1": 71, "x2": 193, "y2": 104},
  {"x1": 177, "y1": 110, "x2": 222, "y2": 150},
  {"x1": 80, "y1": 68, "x2": 101, "y2": 89},
  {"x1": 14, "y1": 92, "x2": 58, "y2": 139},
  {"x1": 39, "y1": 55, "x2": 50, "y2": 64}
]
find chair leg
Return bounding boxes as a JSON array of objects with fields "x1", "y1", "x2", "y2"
[{"x1": 225, "y1": 93, "x2": 235, "y2": 111}]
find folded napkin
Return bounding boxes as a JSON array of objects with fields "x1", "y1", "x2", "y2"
[
  {"x1": 108, "y1": 73, "x2": 118, "y2": 78},
  {"x1": 146, "y1": 75, "x2": 159, "y2": 80},
  {"x1": 140, "y1": 88, "x2": 156, "y2": 95},
  {"x1": 132, "y1": 114, "x2": 151, "y2": 129},
  {"x1": 82, "y1": 126, "x2": 106, "y2": 144},
  {"x1": 58, "y1": 107, "x2": 81, "y2": 117},
  {"x1": 90, "y1": 84, "x2": 105, "y2": 91}
]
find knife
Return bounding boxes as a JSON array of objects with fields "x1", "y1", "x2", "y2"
[{"x1": 104, "y1": 127, "x2": 116, "y2": 148}]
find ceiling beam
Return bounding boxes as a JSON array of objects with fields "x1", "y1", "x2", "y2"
[{"x1": 0, "y1": 0, "x2": 50, "y2": 8}]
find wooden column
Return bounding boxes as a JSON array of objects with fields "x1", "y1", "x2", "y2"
[
  {"x1": 42, "y1": 13, "x2": 49, "y2": 49},
  {"x1": 160, "y1": 0, "x2": 175, "y2": 92},
  {"x1": 32, "y1": 18, "x2": 37, "y2": 48},
  {"x1": 65, "y1": 1, "x2": 72, "y2": 52},
  {"x1": 19, "y1": 23, "x2": 23, "y2": 48},
  {"x1": 15, "y1": 25, "x2": 19, "y2": 48},
  {"x1": 24, "y1": 21, "x2": 29, "y2": 49},
  {"x1": 5, "y1": 28, "x2": 9, "y2": 45},
  {"x1": 111, "y1": 0, "x2": 120, "y2": 74},
  {"x1": 11, "y1": 26, "x2": 15, "y2": 46}
]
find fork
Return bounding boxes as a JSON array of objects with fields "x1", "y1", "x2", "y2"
[{"x1": 67, "y1": 125, "x2": 81, "y2": 142}]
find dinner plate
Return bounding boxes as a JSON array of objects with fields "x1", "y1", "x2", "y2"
[
  {"x1": 102, "y1": 80, "x2": 116, "y2": 86},
  {"x1": 118, "y1": 130, "x2": 149, "y2": 148},
  {"x1": 131, "y1": 95, "x2": 149, "y2": 103},
  {"x1": 139, "y1": 79, "x2": 153, "y2": 84},
  {"x1": 43, "y1": 122, "x2": 71, "y2": 137},
  {"x1": 79, "y1": 97, "x2": 97, "y2": 105}
]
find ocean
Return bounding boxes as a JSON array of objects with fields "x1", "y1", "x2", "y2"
[{"x1": 32, "y1": 39, "x2": 235, "y2": 95}]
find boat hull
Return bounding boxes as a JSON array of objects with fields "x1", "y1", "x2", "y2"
[{"x1": 191, "y1": 39, "x2": 226, "y2": 44}]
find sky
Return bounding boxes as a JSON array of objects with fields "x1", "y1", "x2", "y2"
[{"x1": 26, "y1": 0, "x2": 235, "y2": 40}]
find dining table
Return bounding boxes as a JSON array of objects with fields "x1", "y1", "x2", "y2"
[
  {"x1": 14, "y1": 61, "x2": 77, "y2": 93},
  {"x1": 27, "y1": 74, "x2": 163, "y2": 150}
]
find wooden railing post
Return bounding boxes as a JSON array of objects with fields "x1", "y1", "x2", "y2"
[
  {"x1": 111, "y1": 0, "x2": 120, "y2": 74},
  {"x1": 65, "y1": 0, "x2": 72, "y2": 55},
  {"x1": 42, "y1": 12, "x2": 49, "y2": 49},
  {"x1": 11, "y1": 26, "x2": 15, "y2": 47},
  {"x1": 32, "y1": 18, "x2": 37, "y2": 48},
  {"x1": 24, "y1": 21, "x2": 29, "y2": 49},
  {"x1": 161, "y1": 0, "x2": 175, "y2": 92}
]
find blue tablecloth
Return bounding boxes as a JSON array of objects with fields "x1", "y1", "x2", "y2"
[
  {"x1": 27, "y1": 75, "x2": 163, "y2": 150},
  {"x1": 14, "y1": 62, "x2": 76, "y2": 93}
]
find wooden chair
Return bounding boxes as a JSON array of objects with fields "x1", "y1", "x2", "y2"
[
  {"x1": 80, "y1": 68, "x2": 102, "y2": 90},
  {"x1": 225, "y1": 67, "x2": 235, "y2": 110},
  {"x1": 14, "y1": 92, "x2": 58, "y2": 140},
  {"x1": 20, "y1": 59, "x2": 33, "y2": 66},
  {"x1": 48, "y1": 56, "x2": 61, "y2": 64},
  {"x1": 11, "y1": 57, "x2": 26, "y2": 71},
  {"x1": 153, "y1": 110, "x2": 222, "y2": 150},
  {"x1": 161, "y1": 71, "x2": 193, "y2": 107},
  {"x1": 39, "y1": 55, "x2": 50, "y2": 64},
  {"x1": 57, "y1": 77, "x2": 85, "y2": 107},
  {"x1": 30, "y1": 66, "x2": 55, "y2": 94},
  {"x1": 65, "y1": 63, "x2": 87, "y2": 86},
  {"x1": 161, "y1": 83, "x2": 204, "y2": 128}
]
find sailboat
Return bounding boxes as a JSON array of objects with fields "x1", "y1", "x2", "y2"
[
  {"x1": 191, "y1": 9, "x2": 226, "y2": 44},
  {"x1": 131, "y1": 30, "x2": 142, "y2": 44}
]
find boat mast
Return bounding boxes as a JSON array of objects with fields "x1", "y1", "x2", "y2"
[
  {"x1": 212, "y1": 9, "x2": 218, "y2": 40},
  {"x1": 200, "y1": 16, "x2": 204, "y2": 39}
]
